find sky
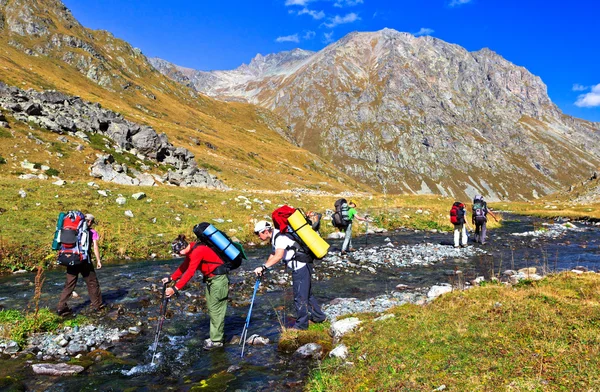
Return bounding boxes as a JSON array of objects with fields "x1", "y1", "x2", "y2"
[{"x1": 62, "y1": 0, "x2": 600, "y2": 122}]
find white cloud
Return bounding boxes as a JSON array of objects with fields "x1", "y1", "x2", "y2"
[
  {"x1": 572, "y1": 83, "x2": 588, "y2": 91},
  {"x1": 449, "y1": 0, "x2": 473, "y2": 6},
  {"x1": 414, "y1": 27, "x2": 434, "y2": 37},
  {"x1": 304, "y1": 30, "x2": 316, "y2": 40},
  {"x1": 298, "y1": 7, "x2": 325, "y2": 19},
  {"x1": 276, "y1": 34, "x2": 300, "y2": 43},
  {"x1": 323, "y1": 12, "x2": 360, "y2": 28},
  {"x1": 323, "y1": 31, "x2": 335, "y2": 44},
  {"x1": 334, "y1": 0, "x2": 364, "y2": 7},
  {"x1": 575, "y1": 83, "x2": 600, "y2": 108},
  {"x1": 285, "y1": 0, "x2": 313, "y2": 5}
]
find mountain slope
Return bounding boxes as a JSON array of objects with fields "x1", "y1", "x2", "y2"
[
  {"x1": 154, "y1": 29, "x2": 600, "y2": 201},
  {"x1": 0, "y1": 0, "x2": 364, "y2": 193}
]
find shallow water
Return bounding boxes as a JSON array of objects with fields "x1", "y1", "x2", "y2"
[{"x1": 1, "y1": 213, "x2": 599, "y2": 390}]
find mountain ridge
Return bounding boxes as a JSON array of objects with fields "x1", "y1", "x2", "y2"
[{"x1": 151, "y1": 28, "x2": 600, "y2": 201}]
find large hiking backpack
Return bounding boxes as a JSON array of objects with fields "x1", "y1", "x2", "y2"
[
  {"x1": 449, "y1": 202, "x2": 466, "y2": 225},
  {"x1": 472, "y1": 199, "x2": 487, "y2": 223},
  {"x1": 55, "y1": 211, "x2": 90, "y2": 266},
  {"x1": 193, "y1": 222, "x2": 246, "y2": 273},
  {"x1": 271, "y1": 205, "x2": 325, "y2": 262},
  {"x1": 332, "y1": 198, "x2": 351, "y2": 229}
]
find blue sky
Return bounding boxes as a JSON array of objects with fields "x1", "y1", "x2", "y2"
[{"x1": 62, "y1": 0, "x2": 600, "y2": 122}]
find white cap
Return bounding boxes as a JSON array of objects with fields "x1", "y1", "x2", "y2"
[
  {"x1": 85, "y1": 214, "x2": 95, "y2": 223},
  {"x1": 254, "y1": 220, "x2": 271, "y2": 234}
]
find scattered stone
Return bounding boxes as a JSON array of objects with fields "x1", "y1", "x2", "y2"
[
  {"x1": 427, "y1": 284, "x2": 453, "y2": 299},
  {"x1": 330, "y1": 317, "x2": 362, "y2": 342},
  {"x1": 97, "y1": 190, "x2": 108, "y2": 197},
  {"x1": 131, "y1": 192, "x2": 146, "y2": 200},
  {"x1": 18, "y1": 189, "x2": 27, "y2": 198},
  {"x1": 52, "y1": 179, "x2": 66, "y2": 186},
  {"x1": 116, "y1": 196, "x2": 126, "y2": 205},
  {"x1": 4, "y1": 340, "x2": 20, "y2": 354},
  {"x1": 329, "y1": 344, "x2": 348, "y2": 359},
  {"x1": 374, "y1": 314, "x2": 395, "y2": 322}
]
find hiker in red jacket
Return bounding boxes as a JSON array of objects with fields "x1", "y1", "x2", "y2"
[{"x1": 162, "y1": 231, "x2": 230, "y2": 350}]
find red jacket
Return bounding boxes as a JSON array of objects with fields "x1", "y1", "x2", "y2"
[{"x1": 170, "y1": 242, "x2": 224, "y2": 290}]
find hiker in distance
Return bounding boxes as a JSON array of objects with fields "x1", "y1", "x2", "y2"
[
  {"x1": 341, "y1": 201, "x2": 369, "y2": 255},
  {"x1": 57, "y1": 213, "x2": 104, "y2": 316},
  {"x1": 449, "y1": 202, "x2": 471, "y2": 248},
  {"x1": 253, "y1": 220, "x2": 326, "y2": 330},
  {"x1": 162, "y1": 223, "x2": 232, "y2": 350},
  {"x1": 472, "y1": 195, "x2": 498, "y2": 245}
]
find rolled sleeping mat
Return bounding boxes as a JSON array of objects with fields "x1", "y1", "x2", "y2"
[
  {"x1": 203, "y1": 224, "x2": 241, "y2": 261},
  {"x1": 288, "y1": 209, "x2": 330, "y2": 259}
]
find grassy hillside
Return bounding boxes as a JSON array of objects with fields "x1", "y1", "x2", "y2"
[
  {"x1": 0, "y1": 0, "x2": 364, "y2": 193},
  {"x1": 306, "y1": 273, "x2": 600, "y2": 391}
]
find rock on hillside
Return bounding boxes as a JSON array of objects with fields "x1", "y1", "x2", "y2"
[
  {"x1": 153, "y1": 29, "x2": 600, "y2": 201},
  {"x1": 559, "y1": 172, "x2": 600, "y2": 204}
]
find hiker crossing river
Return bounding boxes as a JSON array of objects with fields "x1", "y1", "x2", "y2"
[{"x1": 0, "y1": 213, "x2": 599, "y2": 390}]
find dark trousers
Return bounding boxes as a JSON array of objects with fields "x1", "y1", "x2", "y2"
[
  {"x1": 291, "y1": 264, "x2": 326, "y2": 330},
  {"x1": 474, "y1": 219, "x2": 488, "y2": 243},
  {"x1": 57, "y1": 261, "x2": 102, "y2": 311}
]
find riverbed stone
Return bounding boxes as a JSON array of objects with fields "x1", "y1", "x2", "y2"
[
  {"x1": 66, "y1": 342, "x2": 88, "y2": 355},
  {"x1": 294, "y1": 343, "x2": 323, "y2": 359},
  {"x1": 245, "y1": 334, "x2": 269, "y2": 345},
  {"x1": 518, "y1": 267, "x2": 537, "y2": 275},
  {"x1": 32, "y1": 363, "x2": 85, "y2": 376}
]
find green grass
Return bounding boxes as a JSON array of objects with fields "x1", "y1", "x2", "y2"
[
  {"x1": 0, "y1": 177, "x2": 498, "y2": 273},
  {"x1": 0, "y1": 308, "x2": 88, "y2": 346},
  {"x1": 305, "y1": 273, "x2": 600, "y2": 391}
]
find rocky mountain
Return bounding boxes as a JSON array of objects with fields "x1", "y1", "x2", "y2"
[
  {"x1": 0, "y1": 0, "x2": 362, "y2": 193},
  {"x1": 149, "y1": 48, "x2": 315, "y2": 101},
  {"x1": 153, "y1": 29, "x2": 600, "y2": 201}
]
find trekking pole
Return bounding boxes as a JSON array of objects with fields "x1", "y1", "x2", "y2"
[
  {"x1": 151, "y1": 282, "x2": 170, "y2": 365},
  {"x1": 240, "y1": 276, "x2": 261, "y2": 358},
  {"x1": 365, "y1": 216, "x2": 369, "y2": 247}
]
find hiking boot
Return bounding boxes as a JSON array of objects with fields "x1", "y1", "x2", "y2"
[
  {"x1": 203, "y1": 339, "x2": 224, "y2": 351},
  {"x1": 453, "y1": 245, "x2": 460, "y2": 249},
  {"x1": 348, "y1": 248, "x2": 357, "y2": 252},
  {"x1": 340, "y1": 251, "x2": 347, "y2": 256},
  {"x1": 481, "y1": 242, "x2": 486, "y2": 245},
  {"x1": 57, "y1": 307, "x2": 72, "y2": 317}
]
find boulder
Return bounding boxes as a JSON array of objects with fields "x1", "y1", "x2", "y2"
[
  {"x1": 24, "y1": 103, "x2": 42, "y2": 116},
  {"x1": 66, "y1": 342, "x2": 88, "y2": 355},
  {"x1": 330, "y1": 317, "x2": 362, "y2": 342},
  {"x1": 115, "y1": 196, "x2": 126, "y2": 205},
  {"x1": 427, "y1": 284, "x2": 453, "y2": 299},
  {"x1": 32, "y1": 363, "x2": 85, "y2": 376}
]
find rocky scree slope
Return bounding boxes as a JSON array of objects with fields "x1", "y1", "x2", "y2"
[
  {"x1": 153, "y1": 29, "x2": 600, "y2": 201},
  {"x1": 0, "y1": 82, "x2": 224, "y2": 188},
  {"x1": 0, "y1": 0, "x2": 361, "y2": 192}
]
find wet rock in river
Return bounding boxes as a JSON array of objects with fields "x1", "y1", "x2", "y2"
[
  {"x1": 32, "y1": 363, "x2": 84, "y2": 376},
  {"x1": 245, "y1": 334, "x2": 269, "y2": 345}
]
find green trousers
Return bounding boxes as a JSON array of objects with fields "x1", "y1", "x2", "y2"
[{"x1": 205, "y1": 274, "x2": 229, "y2": 342}]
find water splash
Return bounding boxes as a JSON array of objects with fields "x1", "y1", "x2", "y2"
[{"x1": 122, "y1": 360, "x2": 159, "y2": 376}]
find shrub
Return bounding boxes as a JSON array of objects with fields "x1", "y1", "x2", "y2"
[
  {"x1": 0, "y1": 156, "x2": 6, "y2": 164},
  {"x1": 44, "y1": 168, "x2": 59, "y2": 177}
]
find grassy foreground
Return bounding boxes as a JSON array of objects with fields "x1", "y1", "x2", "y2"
[
  {"x1": 0, "y1": 177, "x2": 502, "y2": 273},
  {"x1": 306, "y1": 273, "x2": 600, "y2": 391}
]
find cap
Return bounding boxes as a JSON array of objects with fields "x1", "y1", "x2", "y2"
[
  {"x1": 474, "y1": 195, "x2": 483, "y2": 201},
  {"x1": 85, "y1": 214, "x2": 95, "y2": 223},
  {"x1": 254, "y1": 220, "x2": 272, "y2": 234}
]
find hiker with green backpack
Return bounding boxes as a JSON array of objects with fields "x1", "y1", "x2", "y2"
[
  {"x1": 472, "y1": 195, "x2": 498, "y2": 245},
  {"x1": 162, "y1": 222, "x2": 246, "y2": 350}
]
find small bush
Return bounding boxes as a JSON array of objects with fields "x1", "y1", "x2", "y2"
[
  {"x1": 44, "y1": 168, "x2": 59, "y2": 177},
  {"x1": 0, "y1": 156, "x2": 6, "y2": 164}
]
